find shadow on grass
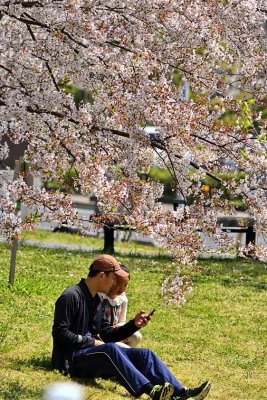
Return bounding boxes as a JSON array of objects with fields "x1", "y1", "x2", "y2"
[
  {"x1": 72, "y1": 376, "x2": 132, "y2": 398},
  {"x1": 9, "y1": 357, "x2": 131, "y2": 398},
  {"x1": 18, "y1": 241, "x2": 172, "y2": 261},
  {"x1": 28, "y1": 355, "x2": 53, "y2": 370},
  {"x1": 9, "y1": 354, "x2": 53, "y2": 372}
]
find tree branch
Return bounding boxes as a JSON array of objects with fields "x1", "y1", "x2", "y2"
[
  {"x1": 3, "y1": 1, "x2": 43, "y2": 7},
  {"x1": 43, "y1": 121, "x2": 76, "y2": 161},
  {"x1": 45, "y1": 61, "x2": 60, "y2": 92}
]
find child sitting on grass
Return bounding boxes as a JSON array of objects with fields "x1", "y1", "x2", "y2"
[{"x1": 99, "y1": 264, "x2": 142, "y2": 348}]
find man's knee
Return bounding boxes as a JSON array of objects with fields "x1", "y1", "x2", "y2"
[
  {"x1": 102, "y1": 342, "x2": 121, "y2": 354},
  {"x1": 138, "y1": 348, "x2": 157, "y2": 362}
]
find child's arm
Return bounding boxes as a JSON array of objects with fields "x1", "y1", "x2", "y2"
[{"x1": 117, "y1": 295, "x2": 128, "y2": 325}]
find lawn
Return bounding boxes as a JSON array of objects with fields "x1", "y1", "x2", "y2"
[
  {"x1": 19, "y1": 229, "x2": 168, "y2": 257},
  {"x1": 0, "y1": 240, "x2": 266, "y2": 400}
]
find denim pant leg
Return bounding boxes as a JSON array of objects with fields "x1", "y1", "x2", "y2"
[
  {"x1": 72, "y1": 343, "x2": 150, "y2": 396},
  {"x1": 123, "y1": 347, "x2": 185, "y2": 396}
]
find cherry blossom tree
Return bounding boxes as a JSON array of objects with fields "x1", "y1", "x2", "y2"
[{"x1": 1, "y1": 1, "x2": 267, "y2": 300}]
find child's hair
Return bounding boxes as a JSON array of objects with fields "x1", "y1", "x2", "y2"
[{"x1": 120, "y1": 264, "x2": 130, "y2": 280}]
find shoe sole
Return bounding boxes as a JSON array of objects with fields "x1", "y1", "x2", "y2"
[
  {"x1": 192, "y1": 382, "x2": 211, "y2": 400},
  {"x1": 160, "y1": 383, "x2": 174, "y2": 400}
]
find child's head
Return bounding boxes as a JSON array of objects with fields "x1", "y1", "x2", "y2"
[{"x1": 108, "y1": 264, "x2": 130, "y2": 299}]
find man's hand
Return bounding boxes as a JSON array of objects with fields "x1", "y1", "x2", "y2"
[
  {"x1": 134, "y1": 311, "x2": 152, "y2": 328},
  {"x1": 94, "y1": 339, "x2": 104, "y2": 346}
]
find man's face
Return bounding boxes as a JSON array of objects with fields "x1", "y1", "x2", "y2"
[{"x1": 100, "y1": 272, "x2": 116, "y2": 294}]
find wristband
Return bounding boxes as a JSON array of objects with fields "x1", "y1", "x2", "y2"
[{"x1": 77, "y1": 334, "x2": 83, "y2": 343}]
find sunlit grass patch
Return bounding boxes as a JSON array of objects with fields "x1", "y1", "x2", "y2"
[
  {"x1": 0, "y1": 243, "x2": 266, "y2": 399},
  {"x1": 19, "y1": 229, "x2": 169, "y2": 257}
]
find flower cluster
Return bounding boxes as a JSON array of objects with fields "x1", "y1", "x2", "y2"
[
  {"x1": 0, "y1": 174, "x2": 77, "y2": 241},
  {"x1": 237, "y1": 242, "x2": 267, "y2": 262},
  {"x1": 162, "y1": 271, "x2": 193, "y2": 306},
  {"x1": 1, "y1": 1, "x2": 267, "y2": 301}
]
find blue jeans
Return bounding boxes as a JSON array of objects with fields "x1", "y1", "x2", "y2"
[{"x1": 72, "y1": 343, "x2": 184, "y2": 397}]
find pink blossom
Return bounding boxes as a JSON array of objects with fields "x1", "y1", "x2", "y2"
[{"x1": 1, "y1": 1, "x2": 267, "y2": 301}]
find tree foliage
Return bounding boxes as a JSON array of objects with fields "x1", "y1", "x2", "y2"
[{"x1": 1, "y1": 0, "x2": 267, "y2": 301}]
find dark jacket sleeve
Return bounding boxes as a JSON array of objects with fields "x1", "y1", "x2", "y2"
[
  {"x1": 100, "y1": 319, "x2": 139, "y2": 343},
  {"x1": 99, "y1": 302, "x2": 139, "y2": 343},
  {"x1": 52, "y1": 290, "x2": 95, "y2": 349}
]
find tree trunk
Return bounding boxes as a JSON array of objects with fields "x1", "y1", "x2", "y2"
[
  {"x1": 246, "y1": 226, "x2": 256, "y2": 245},
  {"x1": 103, "y1": 223, "x2": 115, "y2": 254},
  {"x1": 9, "y1": 238, "x2": 18, "y2": 286},
  {"x1": 8, "y1": 159, "x2": 22, "y2": 286}
]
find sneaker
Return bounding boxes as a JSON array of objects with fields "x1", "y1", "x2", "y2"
[
  {"x1": 172, "y1": 380, "x2": 211, "y2": 400},
  {"x1": 150, "y1": 382, "x2": 174, "y2": 400}
]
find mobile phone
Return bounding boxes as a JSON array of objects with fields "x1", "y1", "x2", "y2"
[{"x1": 148, "y1": 308, "x2": 156, "y2": 317}]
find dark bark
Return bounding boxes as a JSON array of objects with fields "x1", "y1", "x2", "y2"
[{"x1": 103, "y1": 223, "x2": 115, "y2": 254}]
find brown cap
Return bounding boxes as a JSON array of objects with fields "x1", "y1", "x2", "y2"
[{"x1": 91, "y1": 254, "x2": 128, "y2": 278}]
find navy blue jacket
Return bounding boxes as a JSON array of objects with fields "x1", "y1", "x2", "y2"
[{"x1": 52, "y1": 278, "x2": 138, "y2": 374}]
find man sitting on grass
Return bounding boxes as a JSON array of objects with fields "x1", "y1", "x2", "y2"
[{"x1": 52, "y1": 254, "x2": 211, "y2": 400}]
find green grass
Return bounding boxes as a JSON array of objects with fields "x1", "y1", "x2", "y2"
[
  {"x1": 0, "y1": 241, "x2": 266, "y2": 400},
  {"x1": 19, "y1": 229, "x2": 168, "y2": 257}
]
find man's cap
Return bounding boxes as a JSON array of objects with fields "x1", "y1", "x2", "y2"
[{"x1": 91, "y1": 254, "x2": 129, "y2": 278}]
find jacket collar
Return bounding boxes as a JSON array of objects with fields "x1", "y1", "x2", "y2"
[{"x1": 78, "y1": 278, "x2": 94, "y2": 299}]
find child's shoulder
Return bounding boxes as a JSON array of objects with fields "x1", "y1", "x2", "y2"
[
  {"x1": 117, "y1": 292, "x2": 128, "y2": 305},
  {"x1": 107, "y1": 292, "x2": 128, "y2": 306}
]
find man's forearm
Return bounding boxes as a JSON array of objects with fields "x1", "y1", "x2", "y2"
[
  {"x1": 100, "y1": 319, "x2": 138, "y2": 342},
  {"x1": 53, "y1": 326, "x2": 96, "y2": 348}
]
